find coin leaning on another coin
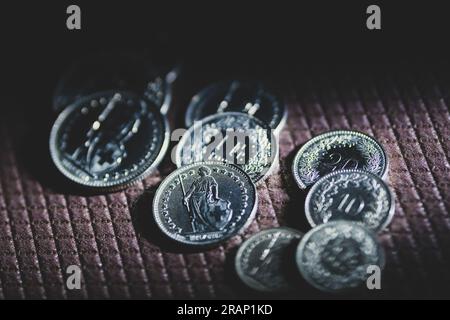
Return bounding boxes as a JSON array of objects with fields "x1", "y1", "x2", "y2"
[
  {"x1": 153, "y1": 162, "x2": 258, "y2": 246},
  {"x1": 235, "y1": 227, "x2": 304, "y2": 292},
  {"x1": 305, "y1": 169, "x2": 395, "y2": 232},
  {"x1": 296, "y1": 221, "x2": 385, "y2": 293},
  {"x1": 292, "y1": 130, "x2": 388, "y2": 189},
  {"x1": 185, "y1": 80, "x2": 287, "y2": 134},
  {"x1": 49, "y1": 90, "x2": 170, "y2": 191}
]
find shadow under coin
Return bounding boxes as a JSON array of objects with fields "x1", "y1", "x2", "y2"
[{"x1": 16, "y1": 110, "x2": 91, "y2": 195}]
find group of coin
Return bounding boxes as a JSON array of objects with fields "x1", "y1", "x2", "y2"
[
  {"x1": 236, "y1": 130, "x2": 394, "y2": 293},
  {"x1": 48, "y1": 54, "x2": 394, "y2": 295},
  {"x1": 153, "y1": 81, "x2": 285, "y2": 245},
  {"x1": 49, "y1": 55, "x2": 284, "y2": 244}
]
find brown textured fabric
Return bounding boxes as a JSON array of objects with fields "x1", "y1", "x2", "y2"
[{"x1": 1, "y1": 68, "x2": 450, "y2": 299}]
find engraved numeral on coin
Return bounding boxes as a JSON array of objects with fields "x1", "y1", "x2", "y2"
[
  {"x1": 326, "y1": 152, "x2": 359, "y2": 171},
  {"x1": 337, "y1": 193, "x2": 365, "y2": 216}
]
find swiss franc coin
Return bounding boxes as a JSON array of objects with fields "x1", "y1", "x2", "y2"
[
  {"x1": 235, "y1": 227, "x2": 303, "y2": 292},
  {"x1": 185, "y1": 80, "x2": 286, "y2": 134},
  {"x1": 292, "y1": 130, "x2": 388, "y2": 189},
  {"x1": 53, "y1": 52, "x2": 175, "y2": 114},
  {"x1": 305, "y1": 169, "x2": 395, "y2": 232},
  {"x1": 296, "y1": 221, "x2": 384, "y2": 293},
  {"x1": 176, "y1": 112, "x2": 278, "y2": 184},
  {"x1": 49, "y1": 90, "x2": 169, "y2": 190},
  {"x1": 153, "y1": 162, "x2": 257, "y2": 246}
]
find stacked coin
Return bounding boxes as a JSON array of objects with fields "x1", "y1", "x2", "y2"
[
  {"x1": 292, "y1": 130, "x2": 393, "y2": 293},
  {"x1": 153, "y1": 81, "x2": 287, "y2": 244},
  {"x1": 176, "y1": 80, "x2": 285, "y2": 184},
  {"x1": 235, "y1": 130, "x2": 394, "y2": 294},
  {"x1": 49, "y1": 53, "x2": 178, "y2": 191}
]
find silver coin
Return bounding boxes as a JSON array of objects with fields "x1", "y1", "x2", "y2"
[
  {"x1": 235, "y1": 227, "x2": 303, "y2": 292},
  {"x1": 49, "y1": 90, "x2": 170, "y2": 190},
  {"x1": 305, "y1": 169, "x2": 395, "y2": 232},
  {"x1": 52, "y1": 52, "x2": 175, "y2": 114},
  {"x1": 296, "y1": 221, "x2": 385, "y2": 293},
  {"x1": 176, "y1": 112, "x2": 278, "y2": 184},
  {"x1": 185, "y1": 80, "x2": 287, "y2": 134},
  {"x1": 153, "y1": 162, "x2": 258, "y2": 246},
  {"x1": 292, "y1": 130, "x2": 388, "y2": 189}
]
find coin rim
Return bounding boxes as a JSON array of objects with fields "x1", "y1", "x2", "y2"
[
  {"x1": 49, "y1": 90, "x2": 170, "y2": 191},
  {"x1": 184, "y1": 80, "x2": 287, "y2": 135},
  {"x1": 291, "y1": 130, "x2": 389, "y2": 190},
  {"x1": 235, "y1": 227, "x2": 303, "y2": 292},
  {"x1": 304, "y1": 169, "x2": 395, "y2": 232},
  {"x1": 295, "y1": 220, "x2": 385, "y2": 293},
  {"x1": 175, "y1": 112, "x2": 279, "y2": 185},
  {"x1": 152, "y1": 161, "x2": 258, "y2": 246}
]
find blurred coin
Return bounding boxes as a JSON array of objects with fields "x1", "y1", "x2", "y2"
[
  {"x1": 49, "y1": 90, "x2": 169, "y2": 190},
  {"x1": 53, "y1": 52, "x2": 177, "y2": 114},
  {"x1": 153, "y1": 162, "x2": 257, "y2": 246},
  {"x1": 185, "y1": 80, "x2": 286, "y2": 134},
  {"x1": 176, "y1": 112, "x2": 278, "y2": 184},
  {"x1": 296, "y1": 221, "x2": 385, "y2": 293},
  {"x1": 235, "y1": 227, "x2": 303, "y2": 292},
  {"x1": 292, "y1": 130, "x2": 388, "y2": 189},
  {"x1": 305, "y1": 169, "x2": 395, "y2": 232}
]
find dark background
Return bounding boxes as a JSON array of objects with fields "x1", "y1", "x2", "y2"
[
  {"x1": 1, "y1": 1, "x2": 450, "y2": 109},
  {"x1": 0, "y1": 1, "x2": 449, "y2": 300}
]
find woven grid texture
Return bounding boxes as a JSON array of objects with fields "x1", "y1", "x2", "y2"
[{"x1": 0, "y1": 68, "x2": 449, "y2": 299}]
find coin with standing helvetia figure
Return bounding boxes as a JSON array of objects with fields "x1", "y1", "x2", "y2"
[{"x1": 153, "y1": 162, "x2": 257, "y2": 246}]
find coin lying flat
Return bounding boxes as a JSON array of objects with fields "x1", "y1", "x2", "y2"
[
  {"x1": 235, "y1": 227, "x2": 303, "y2": 292},
  {"x1": 176, "y1": 112, "x2": 278, "y2": 184},
  {"x1": 296, "y1": 221, "x2": 384, "y2": 293},
  {"x1": 185, "y1": 80, "x2": 287, "y2": 134},
  {"x1": 305, "y1": 169, "x2": 395, "y2": 232},
  {"x1": 292, "y1": 130, "x2": 388, "y2": 189},
  {"x1": 49, "y1": 90, "x2": 169, "y2": 190},
  {"x1": 52, "y1": 52, "x2": 176, "y2": 114},
  {"x1": 153, "y1": 162, "x2": 257, "y2": 246}
]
